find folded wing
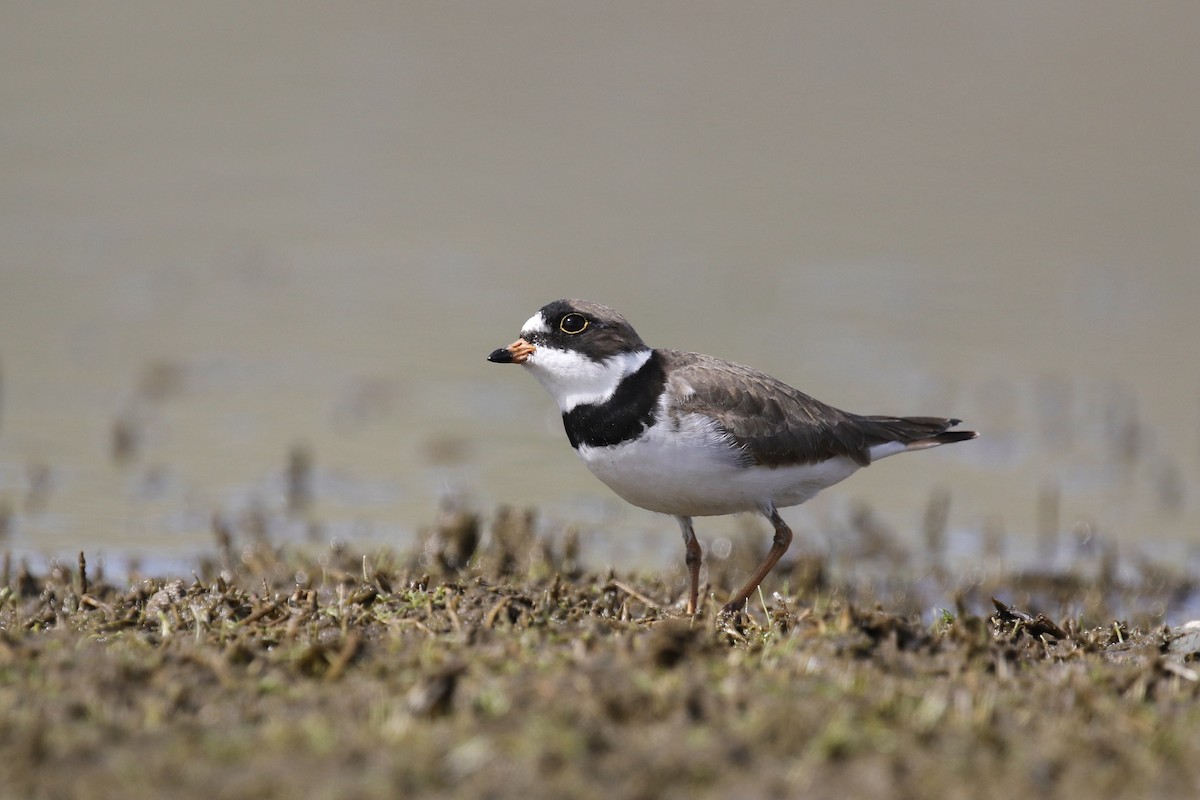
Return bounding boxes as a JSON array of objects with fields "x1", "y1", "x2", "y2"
[{"x1": 660, "y1": 349, "x2": 975, "y2": 468}]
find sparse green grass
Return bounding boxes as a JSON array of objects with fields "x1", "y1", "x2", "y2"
[{"x1": 2, "y1": 508, "x2": 1199, "y2": 799}]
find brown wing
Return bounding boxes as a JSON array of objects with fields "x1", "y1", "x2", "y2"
[{"x1": 659, "y1": 349, "x2": 968, "y2": 467}]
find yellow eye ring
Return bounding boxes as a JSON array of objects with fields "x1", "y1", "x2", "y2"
[{"x1": 559, "y1": 313, "x2": 589, "y2": 334}]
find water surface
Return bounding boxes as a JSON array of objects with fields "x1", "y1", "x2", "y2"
[{"x1": 2, "y1": 4, "x2": 1197, "y2": 576}]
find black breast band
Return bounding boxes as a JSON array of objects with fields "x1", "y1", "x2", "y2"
[{"x1": 561, "y1": 351, "x2": 666, "y2": 449}]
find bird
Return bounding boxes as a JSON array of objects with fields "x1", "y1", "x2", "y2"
[{"x1": 487, "y1": 299, "x2": 977, "y2": 615}]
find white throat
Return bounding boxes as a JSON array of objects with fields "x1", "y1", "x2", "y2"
[{"x1": 524, "y1": 347, "x2": 653, "y2": 412}]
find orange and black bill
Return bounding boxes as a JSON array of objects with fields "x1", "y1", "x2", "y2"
[{"x1": 487, "y1": 338, "x2": 536, "y2": 364}]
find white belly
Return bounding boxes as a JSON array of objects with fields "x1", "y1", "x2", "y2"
[{"x1": 576, "y1": 412, "x2": 863, "y2": 516}]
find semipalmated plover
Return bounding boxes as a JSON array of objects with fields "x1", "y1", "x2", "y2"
[{"x1": 488, "y1": 299, "x2": 977, "y2": 614}]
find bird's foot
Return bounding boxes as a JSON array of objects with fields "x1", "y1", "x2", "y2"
[{"x1": 719, "y1": 600, "x2": 746, "y2": 617}]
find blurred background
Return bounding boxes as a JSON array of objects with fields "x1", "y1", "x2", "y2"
[{"x1": 1, "y1": 3, "x2": 1197, "y2": 578}]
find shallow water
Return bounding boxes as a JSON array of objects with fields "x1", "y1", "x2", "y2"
[{"x1": 2, "y1": 4, "x2": 1198, "y2": 577}]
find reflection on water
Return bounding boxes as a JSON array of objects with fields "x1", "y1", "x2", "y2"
[{"x1": 1, "y1": 4, "x2": 1197, "y2": 578}]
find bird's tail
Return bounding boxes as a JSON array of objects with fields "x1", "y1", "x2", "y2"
[{"x1": 860, "y1": 416, "x2": 978, "y2": 459}]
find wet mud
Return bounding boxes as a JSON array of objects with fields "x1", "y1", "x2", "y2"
[{"x1": 2, "y1": 506, "x2": 1200, "y2": 799}]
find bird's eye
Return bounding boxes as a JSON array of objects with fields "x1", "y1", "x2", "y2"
[{"x1": 559, "y1": 313, "x2": 589, "y2": 334}]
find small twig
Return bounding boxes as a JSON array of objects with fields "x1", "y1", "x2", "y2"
[
  {"x1": 484, "y1": 596, "x2": 512, "y2": 627},
  {"x1": 991, "y1": 597, "x2": 1068, "y2": 640},
  {"x1": 78, "y1": 551, "x2": 89, "y2": 596},
  {"x1": 80, "y1": 595, "x2": 114, "y2": 615},
  {"x1": 240, "y1": 601, "x2": 281, "y2": 626},
  {"x1": 324, "y1": 632, "x2": 362, "y2": 682},
  {"x1": 1161, "y1": 661, "x2": 1199, "y2": 682},
  {"x1": 610, "y1": 579, "x2": 662, "y2": 611}
]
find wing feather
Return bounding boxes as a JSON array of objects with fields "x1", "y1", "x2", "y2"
[{"x1": 659, "y1": 349, "x2": 966, "y2": 467}]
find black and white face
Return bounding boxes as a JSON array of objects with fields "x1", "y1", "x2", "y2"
[{"x1": 487, "y1": 299, "x2": 652, "y2": 412}]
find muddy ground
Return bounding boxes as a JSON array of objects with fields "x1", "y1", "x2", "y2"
[{"x1": 2, "y1": 506, "x2": 1199, "y2": 800}]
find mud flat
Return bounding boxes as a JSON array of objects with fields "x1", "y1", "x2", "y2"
[{"x1": 2, "y1": 506, "x2": 1199, "y2": 800}]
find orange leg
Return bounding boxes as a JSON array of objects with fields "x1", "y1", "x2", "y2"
[
  {"x1": 723, "y1": 507, "x2": 793, "y2": 613},
  {"x1": 677, "y1": 516, "x2": 702, "y2": 615}
]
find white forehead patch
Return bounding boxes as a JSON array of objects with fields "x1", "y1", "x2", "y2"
[
  {"x1": 521, "y1": 311, "x2": 550, "y2": 335},
  {"x1": 525, "y1": 347, "x2": 652, "y2": 412}
]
